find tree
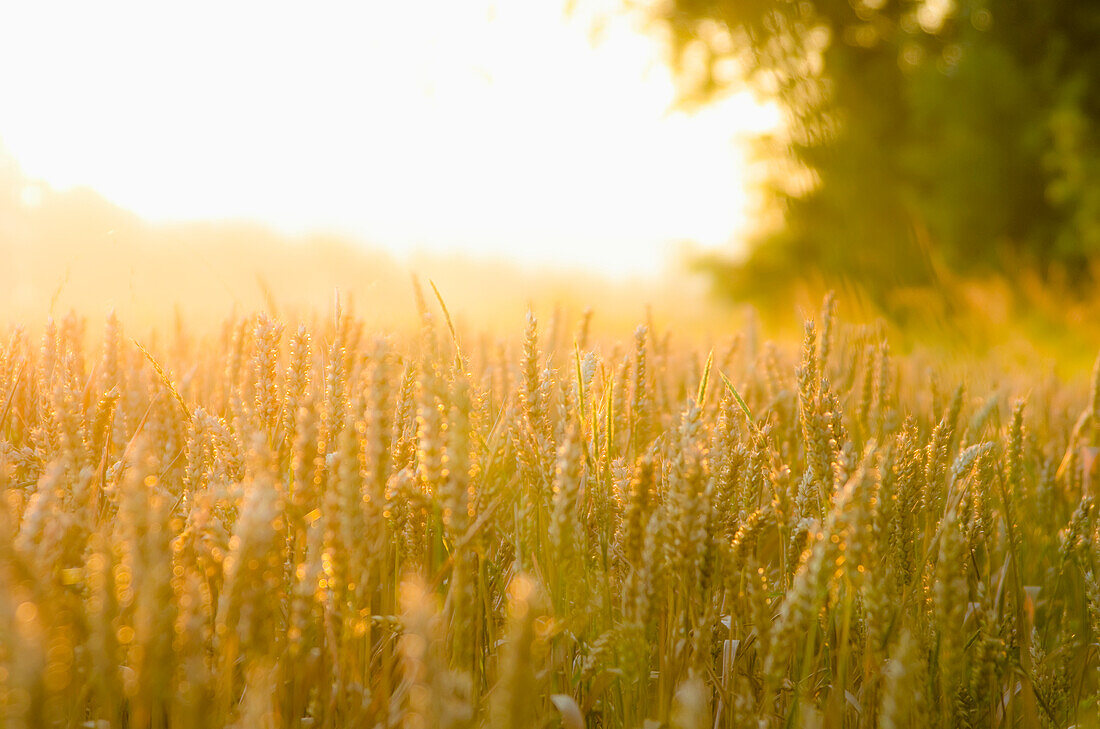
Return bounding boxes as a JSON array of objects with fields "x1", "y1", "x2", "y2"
[{"x1": 654, "y1": 0, "x2": 1100, "y2": 307}]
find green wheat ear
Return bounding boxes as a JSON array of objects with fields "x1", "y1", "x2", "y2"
[
  {"x1": 574, "y1": 341, "x2": 587, "y2": 421},
  {"x1": 695, "y1": 349, "x2": 713, "y2": 406},
  {"x1": 719, "y1": 369, "x2": 752, "y2": 423}
]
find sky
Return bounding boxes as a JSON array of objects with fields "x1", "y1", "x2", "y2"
[{"x1": 0, "y1": 0, "x2": 779, "y2": 278}]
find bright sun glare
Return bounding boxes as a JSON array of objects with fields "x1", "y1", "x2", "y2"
[{"x1": 0, "y1": 0, "x2": 779, "y2": 277}]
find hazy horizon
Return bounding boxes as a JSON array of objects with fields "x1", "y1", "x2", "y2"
[{"x1": 0, "y1": 0, "x2": 779, "y2": 277}]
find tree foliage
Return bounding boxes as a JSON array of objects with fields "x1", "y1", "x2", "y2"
[{"x1": 656, "y1": 0, "x2": 1100, "y2": 305}]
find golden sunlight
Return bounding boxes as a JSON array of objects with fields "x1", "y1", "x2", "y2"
[
  {"x1": 6, "y1": 2, "x2": 1100, "y2": 727},
  {"x1": 0, "y1": 0, "x2": 778, "y2": 276}
]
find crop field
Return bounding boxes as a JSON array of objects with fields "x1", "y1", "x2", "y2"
[{"x1": 2, "y1": 292, "x2": 1099, "y2": 729}]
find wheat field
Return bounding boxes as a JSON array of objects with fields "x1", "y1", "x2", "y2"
[{"x1": 2, "y1": 290, "x2": 1099, "y2": 729}]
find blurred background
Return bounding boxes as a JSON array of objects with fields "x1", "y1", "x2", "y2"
[{"x1": 1, "y1": 0, "x2": 1098, "y2": 358}]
